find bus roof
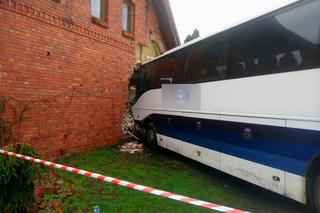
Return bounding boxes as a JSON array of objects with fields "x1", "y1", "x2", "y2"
[{"x1": 141, "y1": 0, "x2": 305, "y2": 66}]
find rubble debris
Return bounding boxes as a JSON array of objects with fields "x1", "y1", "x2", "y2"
[
  {"x1": 122, "y1": 106, "x2": 135, "y2": 133},
  {"x1": 122, "y1": 85, "x2": 136, "y2": 135},
  {"x1": 122, "y1": 63, "x2": 139, "y2": 137},
  {"x1": 119, "y1": 141, "x2": 144, "y2": 154}
]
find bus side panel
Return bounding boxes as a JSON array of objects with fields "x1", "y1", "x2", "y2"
[
  {"x1": 284, "y1": 172, "x2": 306, "y2": 204},
  {"x1": 284, "y1": 120, "x2": 320, "y2": 203},
  {"x1": 157, "y1": 134, "x2": 220, "y2": 170},
  {"x1": 151, "y1": 114, "x2": 287, "y2": 196},
  {"x1": 220, "y1": 153, "x2": 285, "y2": 195},
  {"x1": 200, "y1": 69, "x2": 320, "y2": 120}
]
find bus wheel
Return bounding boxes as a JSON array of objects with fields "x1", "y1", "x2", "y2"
[
  {"x1": 145, "y1": 123, "x2": 158, "y2": 149},
  {"x1": 313, "y1": 174, "x2": 320, "y2": 213}
]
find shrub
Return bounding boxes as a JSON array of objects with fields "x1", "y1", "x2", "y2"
[{"x1": 0, "y1": 144, "x2": 43, "y2": 213}]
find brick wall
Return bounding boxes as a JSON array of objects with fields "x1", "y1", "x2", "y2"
[{"x1": 0, "y1": 0, "x2": 166, "y2": 158}]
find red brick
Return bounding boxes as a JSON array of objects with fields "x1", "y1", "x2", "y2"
[{"x1": 0, "y1": 0, "x2": 166, "y2": 158}]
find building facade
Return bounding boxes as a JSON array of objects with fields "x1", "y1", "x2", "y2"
[{"x1": 0, "y1": 0, "x2": 179, "y2": 157}]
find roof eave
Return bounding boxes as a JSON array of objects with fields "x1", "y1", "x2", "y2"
[{"x1": 152, "y1": 0, "x2": 181, "y2": 50}]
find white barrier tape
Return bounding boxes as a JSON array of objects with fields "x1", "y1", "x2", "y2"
[{"x1": 0, "y1": 149, "x2": 251, "y2": 213}]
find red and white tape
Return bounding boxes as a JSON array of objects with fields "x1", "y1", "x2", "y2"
[{"x1": 0, "y1": 149, "x2": 250, "y2": 213}]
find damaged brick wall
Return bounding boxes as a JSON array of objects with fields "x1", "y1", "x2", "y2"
[{"x1": 0, "y1": 0, "x2": 166, "y2": 158}]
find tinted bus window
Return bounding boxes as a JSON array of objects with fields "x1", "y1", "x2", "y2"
[
  {"x1": 230, "y1": 1, "x2": 320, "y2": 78},
  {"x1": 185, "y1": 42, "x2": 229, "y2": 83},
  {"x1": 137, "y1": 1, "x2": 320, "y2": 95},
  {"x1": 136, "y1": 52, "x2": 186, "y2": 99},
  {"x1": 136, "y1": 62, "x2": 158, "y2": 98}
]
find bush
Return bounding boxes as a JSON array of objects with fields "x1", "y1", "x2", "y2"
[{"x1": 0, "y1": 144, "x2": 43, "y2": 213}]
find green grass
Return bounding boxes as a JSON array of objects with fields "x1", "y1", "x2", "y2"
[{"x1": 56, "y1": 146, "x2": 256, "y2": 213}]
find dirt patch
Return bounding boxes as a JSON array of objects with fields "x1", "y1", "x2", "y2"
[{"x1": 34, "y1": 169, "x2": 75, "y2": 213}]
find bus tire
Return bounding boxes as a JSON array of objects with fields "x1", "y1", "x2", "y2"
[
  {"x1": 313, "y1": 174, "x2": 320, "y2": 213},
  {"x1": 145, "y1": 123, "x2": 158, "y2": 149}
]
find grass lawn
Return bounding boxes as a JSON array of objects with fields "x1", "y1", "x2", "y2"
[
  {"x1": 55, "y1": 146, "x2": 258, "y2": 212},
  {"x1": 56, "y1": 145, "x2": 259, "y2": 213}
]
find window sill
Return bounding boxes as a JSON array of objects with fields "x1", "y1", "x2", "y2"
[
  {"x1": 91, "y1": 17, "x2": 108, "y2": 28},
  {"x1": 122, "y1": 30, "x2": 134, "y2": 40}
]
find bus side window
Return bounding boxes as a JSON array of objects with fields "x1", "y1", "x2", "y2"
[
  {"x1": 155, "y1": 53, "x2": 186, "y2": 85},
  {"x1": 184, "y1": 42, "x2": 229, "y2": 83},
  {"x1": 230, "y1": 1, "x2": 320, "y2": 78},
  {"x1": 228, "y1": 63, "x2": 244, "y2": 78},
  {"x1": 278, "y1": 52, "x2": 298, "y2": 72},
  {"x1": 257, "y1": 55, "x2": 278, "y2": 74},
  {"x1": 216, "y1": 65, "x2": 227, "y2": 79},
  {"x1": 156, "y1": 57, "x2": 173, "y2": 85}
]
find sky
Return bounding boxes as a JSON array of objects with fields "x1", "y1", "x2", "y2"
[{"x1": 169, "y1": 0, "x2": 297, "y2": 42}]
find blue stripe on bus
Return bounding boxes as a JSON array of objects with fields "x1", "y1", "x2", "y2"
[{"x1": 150, "y1": 114, "x2": 320, "y2": 176}]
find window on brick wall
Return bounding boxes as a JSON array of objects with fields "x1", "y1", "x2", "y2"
[
  {"x1": 91, "y1": 0, "x2": 108, "y2": 27},
  {"x1": 122, "y1": 0, "x2": 135, "y2": 38}
]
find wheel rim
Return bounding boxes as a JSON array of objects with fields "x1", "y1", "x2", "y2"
[{"x1": 148, "y1": 129, "x2": 155, "y2": 142}]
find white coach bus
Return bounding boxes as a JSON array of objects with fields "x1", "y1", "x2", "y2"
[{"x1": 132, "y1": 0, "x2": 320, "y2": 211}]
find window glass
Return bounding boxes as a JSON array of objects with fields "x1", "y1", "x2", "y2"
[
  {"x1": 136, "y1": 0, "x2": 320, "y2": 96},
  {"x1": 137, "y1": 63, "x2": 158, "y2": 98},
  {"x1": 230, "y1": 1, "x2": 320, "y2": 78},
  {"x1": 276, "y1": 1, "x2": 320, "y2": 45},
  {"x1": 185, "y1": 41, "x2": 229, "y2": 83},
  {"x1": 92, "y1": 0, "x2": 102, "y2": 19},
  {"x1": 136, "y1": 52, "x2": 186, "y2": 99},
  {"x1": 122, "y1": 3, "x2": 131, "y2": 32}
]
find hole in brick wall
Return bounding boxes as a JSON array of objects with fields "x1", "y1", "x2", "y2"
[
  {"x1": 64, "y1": 134, "x2": 67, "y2": 139},
  {"x1": 60, "y1": 149, "x2": 64, "y2": 156},
  {"x1": 47, "y1": 51, "x2": 51, "y2": 56}
]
